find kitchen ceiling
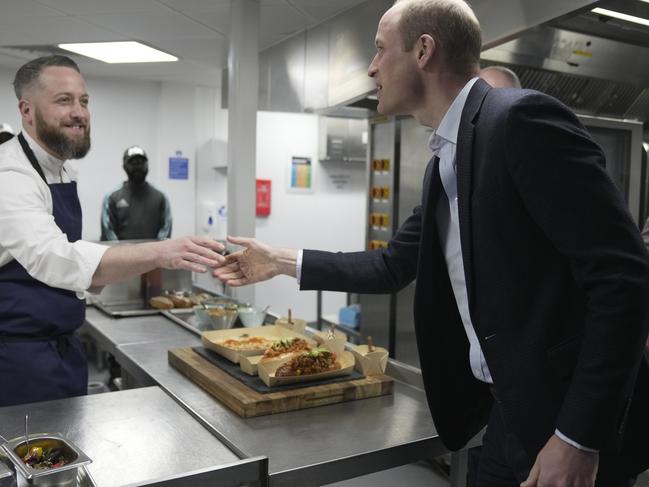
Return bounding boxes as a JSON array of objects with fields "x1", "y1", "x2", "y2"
[
  {"x1": 3, "y1": 0, "x2": 648, "y2": 121},
  {"x1": 0, "y1": 0, "x2": 367, "y2": 86},
  {"x1": 480, "y1": 0, "x2": 649, "y2": 122}
]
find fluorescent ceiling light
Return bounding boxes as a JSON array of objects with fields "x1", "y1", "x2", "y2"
[
  {"x1": 58, "y1": 41, "x2": 177, "y2": 63},
  {"x1": 591, "y1": 7, "x2": 649, "y2": 27},
  {"x1": 639, "y1": 0, "x2": 649, "y2": 4}
]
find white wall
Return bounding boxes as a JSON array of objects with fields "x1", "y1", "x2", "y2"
[
  {"x1": 195, "y1": 108, "x2": 369, "y2": 322},
  {"x1": 0, "y1": 69, "x2": 20, "y2": 136},
  {"x1": 255, "y1": 111, "x2": 367, "y2": 321}
]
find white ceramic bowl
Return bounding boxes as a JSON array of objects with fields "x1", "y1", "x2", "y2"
[{"x1": 237, "y1": 306, "x2": 267, "y2": 327}]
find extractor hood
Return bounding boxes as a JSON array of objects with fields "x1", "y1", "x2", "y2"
[{"x1": 481, "y1": 1, "x2": 649, "y2": 122}]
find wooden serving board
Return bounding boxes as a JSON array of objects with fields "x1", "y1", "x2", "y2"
[{"x1": 168, "y1": 347, "x2": 394, "y2": 418}]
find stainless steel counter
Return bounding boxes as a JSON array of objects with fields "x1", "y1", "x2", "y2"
[
  {"x1": 116, "y1": 340, "x2": 445, "y2": 486},
  {"x1": 82, "y1": 307, "x2": 193, "y2": 356},
  {"x1": 0, "y1": 387, "x2": 266, "y2": 487},
  {"x1": 83, "y1": 309, "x2": 455, "y2": 487}
]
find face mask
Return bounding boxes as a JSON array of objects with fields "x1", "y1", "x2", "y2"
[{"x1": 124, "y1": 157, "x2": 148, "y2": 184}]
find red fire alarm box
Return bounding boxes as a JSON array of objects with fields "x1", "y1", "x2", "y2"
[{"x1": 256, "y1": 179, "x2": 271, "y2": 217}]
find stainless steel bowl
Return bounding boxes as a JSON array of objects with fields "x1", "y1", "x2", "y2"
[
  {"x1": 192, "y1": 306, "x2": 213, "y2": 329},
  {"x1": 202, "y1": 296, "x2": 238, "y2": 307},
  {"x1": 2, "y1": 433, "x2": 91, "y2": 487},
  {"x1": 204, "y1": 303, "x2": 238, "y2": 329}
]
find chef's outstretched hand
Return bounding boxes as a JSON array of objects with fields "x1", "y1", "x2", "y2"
[
  {"x1": 520, "y1": 434, "x2": 598, "y2": 487},
  {"x1": 213, "y1": 236, "x2": 297, "y2": 287},
  {"x1": 156, "y1": 236, "x2": 226, "y2": 273},
  {"x1": 92, "y1": 236, "x2": 226, "y2": 288}
]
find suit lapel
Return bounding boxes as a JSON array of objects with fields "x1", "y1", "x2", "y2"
[
  {"x1": 420, "y1": 155, "x2": 442, "y2": 247},
  {"x1": 456, "y1": 79, "x2": 491, "y2": 309},
  {"x1": 422, "y1": 155, "x2": 441, "y2": 217},
  {"x1": 417, "y1": 154, "x2": 443, "y2": 296}
]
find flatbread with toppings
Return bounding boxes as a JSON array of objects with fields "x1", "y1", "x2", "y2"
[
  {"x1": 218, "y1": 336, "x2": 275, "y2": 352},
  {"x1": 275, "y1": 348, "x2": 341, "y2": 377},
  {"x1": 263, "y1": 337, "x2": 311, "y2": 359}
]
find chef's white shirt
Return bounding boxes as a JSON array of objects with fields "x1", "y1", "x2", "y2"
[{"x1": 0, "y1": 131, "x2": 107, "y2": 296}]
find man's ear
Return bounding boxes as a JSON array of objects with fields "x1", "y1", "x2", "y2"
[
  {"x1": 416, "y1": 34, "x2": 436, "y2": 68},
  {"x1": 18, "y1": 99, "x2": 33, "y2": 125}
]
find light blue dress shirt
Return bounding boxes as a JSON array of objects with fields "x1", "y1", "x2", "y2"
[{"x1": 430, "y1": 77, "x2": 494, "y2": 384}]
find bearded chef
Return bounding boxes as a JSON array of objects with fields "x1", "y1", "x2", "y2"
[{"x1": 0, "y1": 55, "x2": 224, "y2": 407}]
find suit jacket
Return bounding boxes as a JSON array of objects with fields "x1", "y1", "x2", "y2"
[{"x1": 301, "y1": 79, "x2": 649, "y2": 477}]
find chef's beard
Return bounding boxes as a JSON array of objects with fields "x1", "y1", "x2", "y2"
[{"x1": 35, "y1": 109, "x2": 91, "y2": 160}]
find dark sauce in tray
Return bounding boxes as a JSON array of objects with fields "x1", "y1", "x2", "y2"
[{"x1": 15, "y1": 439, "x2": 76, "y2": 470}]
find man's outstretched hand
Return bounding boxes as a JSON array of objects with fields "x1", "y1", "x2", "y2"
[{"x1": 213, "y1": 236, "x2": 298, "y2": 286}]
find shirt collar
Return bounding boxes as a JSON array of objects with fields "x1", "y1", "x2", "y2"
[
  {"x1": 428, "y1": 76, "x2": 479, "y2": 153},
  {"x1": 22, "y1": 130, "x2": 66, "y2": 172}
]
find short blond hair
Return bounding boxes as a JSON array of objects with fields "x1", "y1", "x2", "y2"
[{"x1": 394, "y1": 0, "x2": 481, "y2": 76}]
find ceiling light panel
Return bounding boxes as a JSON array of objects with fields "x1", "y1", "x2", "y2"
[
  {"x1": 591, "y1": 7, "x2": 649, "y2": 27},
  {"x1": 58, "y1": 41, "x2": 178, "y2": 63}
]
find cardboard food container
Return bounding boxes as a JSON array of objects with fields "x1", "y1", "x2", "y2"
[
  {"x1": 313, "y1": 328, "x2": 347, "y2": 357},
  {"x1": 239, "y1": 337, "x2": 318, "y2": 376},
  {"x1": 274, "y1": 317, "x2": 307, "y2": 335},
  {"x1": 313, "y1": 328, "x2": 348, "y2": 345},
  {"x1": 239, "y1": 354, "x2": 262, "y2": 375},
  {"x1": 352, "y1": 344, "x2": 389, "y2": 376},
  {"x1": 201, "y1": 325, "x2": 310, "y2": 364},
  {"x1": 317, "y1": 336, "x2": 346, "y2": 356},
  {"x1": 257, "y1": 350, "x2": 355, "y2": 387}
]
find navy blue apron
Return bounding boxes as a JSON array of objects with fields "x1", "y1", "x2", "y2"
[{"x1": 0, "y1": 133, "x2": 87, "y2": 406}]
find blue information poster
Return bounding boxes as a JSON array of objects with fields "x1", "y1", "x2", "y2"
[{"x1": 169, "y1": 151, "x2": 188, "y2": 180}]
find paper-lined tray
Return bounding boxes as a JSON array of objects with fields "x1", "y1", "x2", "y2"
[
  {"x1": 201, "y1": 325, "x2": 312, "y2": 364},
  {"x1": 258, "y1": 350, "x2": 355, "y2": 387},
  {"x1": 239, "y1": 355, "x2": 262, "y2": 375}
]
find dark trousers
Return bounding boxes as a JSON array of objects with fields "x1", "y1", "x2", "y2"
[{"x1": 468, "y1": 401, "x2": 636, "y2": 487}]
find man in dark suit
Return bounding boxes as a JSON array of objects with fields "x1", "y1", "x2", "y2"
[{"x1": 214, "y1": 0, "x2": 649, "y2": 484}]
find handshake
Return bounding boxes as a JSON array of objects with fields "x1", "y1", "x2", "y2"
[{"x1": 211, "y1": 236, "x2": 299, "y2": 286}]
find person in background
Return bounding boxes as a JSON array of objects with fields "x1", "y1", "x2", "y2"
[
  {"x1": 0, "y1": 122, "x2": 15, "y2": 145},
  {"x1": 0, "y1": 55, "x2": 224, "y2": 407},
  {"x1": 213, "y1": 0, "x2": 649, "y2": 485},
  {"x1": 101, "y1": 145, "x2": 172, "y2": 241},
  {"x1": 479, "y1": 65, "x2": 521, "y2": 89}
]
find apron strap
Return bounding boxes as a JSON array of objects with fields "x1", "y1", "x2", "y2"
[{"x1": 17, "y1": 132, "x2": 48, "y2": 184}]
